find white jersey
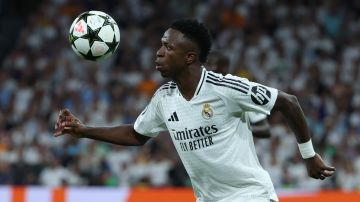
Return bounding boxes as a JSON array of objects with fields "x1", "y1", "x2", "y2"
[
  {"x1": 134, "y1": 68, "x2": 279, "y2": 202},
  {"x1": 248, "y1": 111, "x2": 267, "y2": 124}
]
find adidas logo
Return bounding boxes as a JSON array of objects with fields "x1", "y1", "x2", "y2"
[{"x1": 168, "y1": 112, "x2": 179, "y2": 122}]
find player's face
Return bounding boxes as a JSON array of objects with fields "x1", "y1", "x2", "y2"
[{"x1": 155, "y1": 28, "x2": 190, "y2": 78}]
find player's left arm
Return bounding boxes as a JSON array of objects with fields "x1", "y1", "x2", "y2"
[
  {"x1": 251, "y1": 120, "x2": 271, "y2": 138},
  {"x1": 271, "y1": 90, "x2": 335, "y2": 180}
]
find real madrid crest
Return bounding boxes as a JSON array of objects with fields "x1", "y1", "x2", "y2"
[{"x1": 202, "y1": 103, "x2": 213, "y2": 119}]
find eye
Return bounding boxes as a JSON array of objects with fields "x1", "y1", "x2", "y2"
[
  {"x1": 162, "y1": 42, "x2": 172, "y2": 51},
  {"x1": 164, "y1": 44, "x2": 171, "y2": 51}
]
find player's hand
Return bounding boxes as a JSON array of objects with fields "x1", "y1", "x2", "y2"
[
  {"x1": 304, "y1": 153, "x2": 335, "y2": 180},
  {"x1": 54, "y1": 108, "x2": 84, "y2": 137}
]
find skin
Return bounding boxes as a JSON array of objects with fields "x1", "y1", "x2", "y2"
[
  {"x1": 250, "y1": 121, "x2": 271, "y2": 138},
  {"x1": 155, "y1": 28, "x2": 201, "y2": 100},
  {"x1": 54, "y1": 28, "x2": 335, "y2": 180}
]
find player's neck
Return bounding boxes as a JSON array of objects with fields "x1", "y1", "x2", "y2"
[{"x1": 174, "y1": 66, "x2": 202, "y2": 101}]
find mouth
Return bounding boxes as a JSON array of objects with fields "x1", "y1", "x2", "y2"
[{"x1": 155, "y1": 61, "x2": 164, "y2": 70}]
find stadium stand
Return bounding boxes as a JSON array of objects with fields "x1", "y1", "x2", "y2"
[{"x1": 0, "y1": 0, "x2": 359, "y2": 192}]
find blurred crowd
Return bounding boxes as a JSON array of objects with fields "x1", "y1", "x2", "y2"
[{"x1": 0, "y1": 0, "x2": 360, "y2": 191}]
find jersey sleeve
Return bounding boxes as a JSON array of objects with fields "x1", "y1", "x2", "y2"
[
  {"x1": 134, "y1": 92, "x2": 167, "y2": 137},
  {"x1": 247, "y1": 112, "x2": 267, "y2": 123},
  {"x1": 221, "y1": 74, "x2": 278, "y2": 115}
]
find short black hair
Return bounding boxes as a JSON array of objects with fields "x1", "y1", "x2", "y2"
[{"x1": 170, "y1": 19, "x2": 212, "y2": 63}]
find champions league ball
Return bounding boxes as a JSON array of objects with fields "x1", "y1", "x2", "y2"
[{"x1": 69, "y1": 11, "x2": 120, "y2": 61}]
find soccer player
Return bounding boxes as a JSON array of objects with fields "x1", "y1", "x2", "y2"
[
  {"x1": 205, "y1": 51, "x2": 271, "y2": 138},
  {"x1": 54, "y1": 19, "x2": 335, "y2": 202}
]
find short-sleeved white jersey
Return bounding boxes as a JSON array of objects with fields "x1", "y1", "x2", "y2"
[
  {"x1": 134, "y1": 68, "x2": 279, "y2": 202},
  {"x1": 248, "y1": 112, "x2": 267, "y2": 124}
]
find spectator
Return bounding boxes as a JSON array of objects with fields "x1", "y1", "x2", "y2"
[{"x1": 0, "y1": 0, "x2": 359, "y2": 190}]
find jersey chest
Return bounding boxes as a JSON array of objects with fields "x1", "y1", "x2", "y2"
[
  {"x1": 160, "y1": 93, "x2": 230, "y2": 129},
  {"x1": 160, "y1": 93, "x2": 243, "y2": 152}
]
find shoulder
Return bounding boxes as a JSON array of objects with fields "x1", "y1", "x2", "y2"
[
  {"x1": 205, "y1": 71, "x2": 250, "y2": 95},
  {"x1": 153, "y1": 81, "x2": 178, "y2": 99}
]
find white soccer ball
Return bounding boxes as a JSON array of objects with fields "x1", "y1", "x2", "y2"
[{"x1": 69, "y1": 11, "x2": 120, "y2": 61}]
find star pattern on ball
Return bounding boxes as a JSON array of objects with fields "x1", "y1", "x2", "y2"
[
  {"x1": 101, "y1": 16, "x2": 119, "y2": 55},
  {"x1": 69, "y1": 11, "x2": 120, "y2": 61},
  {"x1": 81, "y1": 13, "x2": 104, "y2": 47}
]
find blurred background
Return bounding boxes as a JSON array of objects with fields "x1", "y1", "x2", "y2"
[{"x1": 0, "y1": 0, "x2": 360, "y2": 197}]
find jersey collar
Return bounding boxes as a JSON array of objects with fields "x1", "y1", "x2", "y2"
[{"x1": 194, "y1": 67, "x2": 207, "y2": 96}]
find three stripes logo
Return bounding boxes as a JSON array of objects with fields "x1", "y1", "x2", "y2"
[
  {"x1": 206, "y1": 72, "x2": 271, "y2": 106},
  {"x1": 206, "y1": 72, "x2": 249, "y2": 94},
  {"x1": 168, "y1": 112, "x2": 179, "y2": 122}
]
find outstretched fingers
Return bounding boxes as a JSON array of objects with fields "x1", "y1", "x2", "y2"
[
  {"x1": 321, "y1": 165, "x2": 336, "y2": 177},
  {"x1": 60, "y1": 108, "x2": 71, "y2": 116},
  {"x1": 54, "y1": 108, "x2": 73, "y2": 137},
  {"x1": 306, "y1": 154, "x2": 336, "y2": 180},
  {"x1": 314, "y1": 165, "x2": 335, "y2": 180},
  {"x1": 54, "y1": 121, "x2": 78, "y2": 136},
  {"x1": 54, "y1": 127, "x2": 64, "y2": 137},
  {"x1": 324, "y1": 165, "x2": 336, "y2": 171},
  {"x1": 61, "y1": 121, "x2": 78, "y2": 128}
]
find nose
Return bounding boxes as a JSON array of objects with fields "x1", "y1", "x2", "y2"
[{"x1": 156, "y1": 46, "x2": 164, "y2": 57}]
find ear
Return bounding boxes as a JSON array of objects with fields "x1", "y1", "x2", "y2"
[{"x1": 185, "y1": 51, "x2": 197, "y2": 65}]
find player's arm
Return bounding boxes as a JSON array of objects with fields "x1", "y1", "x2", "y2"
[
  {"x1": 247, "y1": 112, "x2": 271, "y2": 138},
  {"x1": 251, "y1": 120, "x2": 271, "y2": 138},
  {"x1": 54, "y1": 109, "x2": 150, "y2": 146},
  {"x1": 271, "y1": 91, "x2": 335, "y2": 179}
]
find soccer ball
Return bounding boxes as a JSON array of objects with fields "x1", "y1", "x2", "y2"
[{"x1": 69, "y1": 11, "x2": 120, "y2": 61}]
